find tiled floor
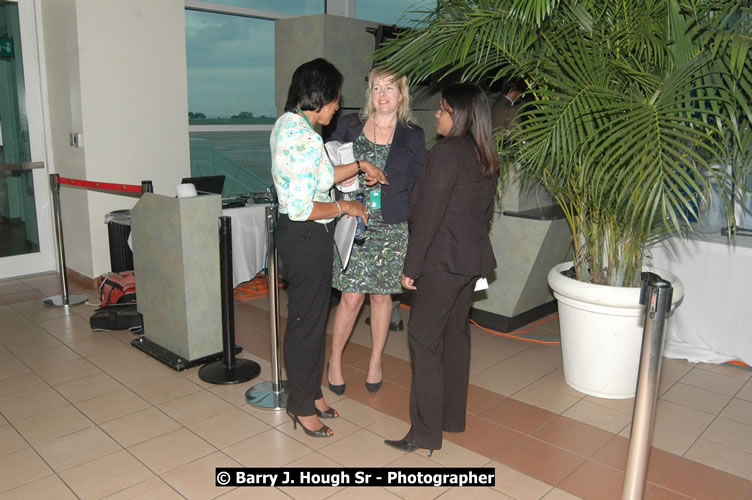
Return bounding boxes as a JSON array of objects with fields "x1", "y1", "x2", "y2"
[{"x1": 1, "y1": 273, "x2": 752, "y2": 499}]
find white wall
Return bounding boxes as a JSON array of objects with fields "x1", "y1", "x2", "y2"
[{"x1": 39, "y1": 0, "x2": 190, "y2": 278}]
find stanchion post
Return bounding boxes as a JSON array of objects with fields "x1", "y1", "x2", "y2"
[
  {"x1": 43, "y1": 174, "x2": 87, "y2": 308},
  {"x1": 622, "y1": 278, "x2": 674, "y2": 500},
  {"x1": 245, "y1": 204, "x2": 288, "y2": 409},
  {"x1": 199, "y1": 216, "x2": 260, "y2": 384}
]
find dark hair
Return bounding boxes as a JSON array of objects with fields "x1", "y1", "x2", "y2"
[
  {"x1": 503, "y1": 77, "x2": 527, "y2": 95},
  {"x1": 442, "y1": 83, "x2": 499, "y2": 177},
  {"x1": 284, "y1": 58, "x2": 343, "y2": 113}
]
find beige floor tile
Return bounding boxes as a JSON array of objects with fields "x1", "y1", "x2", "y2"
[
  {"x1": 15, "y1": 344, "x2": 81, "y2": 369},
  {"x1": 0, "y1": 474, "x2": 77, "y2": 499},
  {"x1": 679, "y1": 367, "x2": 747, "y2": 396},
  {"x1": 131, "y1": 373, "x2": 202, "y2": 405},
  {"x1": 470, "y1": 369, "x2": 536, "y2": 396},
  {"x1": 187, "y1": 408, "x2": 270, "y2": 449},
  {"x1": 35, "y1": 426, "x2": 122, "y2": 471},
  {"x1": 0, "y1": 424, "x2": 28, "y2": 456},
  {"x1": 642, "y1": 422, "x2": 699, "y2": 456},
  {"x1": 101, "y1": 407, "x2": 181, "y2": 448},
  {"x1": 582, "y1": 395, "x2": 635, "y2": 415},
  {"x1": 128, "y1": 427, "x2": 216, "y2": 475},
  {"x1": 367, "y1": 415, "x2": 411, "y2": 440},
  {"x1": 36, "y1": 315, "x2": 90, "y2": 334},
  {"x1": 161, "y1": 450, "x2": 242, "y2": 499},
  {"x1": 654, "y1": 399, "x2": 715, "y2": 436},
  {"x1": 562, "y1": 400, "x2": 632, "y2": 434},
  {"x1": 102, "y1": 477, "x2": 183, "y2": 499},
  {"x1": 533, "y1": 368, "x2": 588, "y2": 398},
  {"x1": 701, "y1": 416, "x2": 752, "y2": 453},
  {"x1": 54, "y1": 372, "x2": 124, "y2": 403},
  {"x1": 207, "y1": 381, "x2": 258, "y2": 408},
  {"x1": 737, "y1": 379, "x2": 752, "y2": 402},
  {"x1": 157, "y1": 389, "x2": 234, "y2": 426},
  {"x1": 660, "y1": 382, "x2": 732, "y2": 414},
  {"x1": 488, "y1": 353, "x2": 558, "y2": 380},
  {"x1": 13, "y1": 405, "x2": 92, "y2": 444},
  {"x1": 541, "y1": 488, "x2": 584, "y2": 499},
  {"x1": 685, "y1": 437, "x2": 752, "y2": 481},
  {"x1": 48, "y1": 325, "x2": 98, "y2": 344},
  {"x1": 488, "y1": 461, "x2": 553, "y2": 499},
  {"x1": 277, "y1": 452, "x2": 346, "y2": 499},
  {"x1": 67, "y1": 336, "x2": 129, "y2": 357},
  {"x1": 512, "y1": 385, "x2": 580, "y2": 414},
  {"x1": 0, "y1": 372, "x2": 48, "y2": 401},
  {"x1": 224, "y1": 428, "x2": 313, "y2": 467},
  {"x1": 34, "y1": 358, "x2": 103, "y2": 385},
  {"x1": 320, "y1": 428, "x2": 406, "y2": 467},
  {"x1": 0, "y1": 387, "x2": 70, "y2": 422},
  {"x1": 75, "y1": 389, "x2": 151, "y2": 424},
  {"x1": 59, "y1": 449, "x2": 153, "y2": 499},
  {"x1": 720, "y1": 398, "x2": 752, "y2": 426},
  {"x1": 0, "y1": 447, "x2": 53, "y2": 493},
  {"x1": 239, "y1": 402, "x2": 294, "y2": 427},
  {"x1": 335, "y1": 397, "x2": 390, "y2": 427},
  {"x1": 219, "y1": 485, "x2": 297, "y2": 499},
  {"x1": 0, "y1": 357, "x2": 30, "y2": 379},
  {"x1": 437, "y1": 487, "x2": 513, "y2": 499}
]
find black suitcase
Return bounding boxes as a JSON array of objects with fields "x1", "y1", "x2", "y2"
[{"x1": 89, "y1": 304, "x2": 143, "y2": 334}]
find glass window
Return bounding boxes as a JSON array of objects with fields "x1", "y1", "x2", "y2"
[
  {"x1": 355, "y1": 0, "x2": 435, "y2": 26},
  {"x1": 195, "y1": 0, "x2": 324, "y2": 17},
  {"x1": 185, "y1": 10, "x2": 276, "y2": 125}
]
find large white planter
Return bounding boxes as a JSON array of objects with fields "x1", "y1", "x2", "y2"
[{"x1": 548, "y1": 262, "x2": 684, "y2": 399}]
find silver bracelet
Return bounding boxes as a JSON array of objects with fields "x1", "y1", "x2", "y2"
[{"x1": 334, "y1": 200, "x2": 342, "y2": 217}]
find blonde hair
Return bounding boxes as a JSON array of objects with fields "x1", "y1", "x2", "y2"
[{"x1": 360, "y1": 68, "x2": 413, "y2": 124}]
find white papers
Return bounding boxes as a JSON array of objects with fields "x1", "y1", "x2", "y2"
[
  {"x1": 325, "y1": 141, "x2": 358, "y2": 193},
  {"x1": 474, "y1": 277, "x2": 489, "y2": 291},
  {"x1": 334, "y1": 215, "x2": 358, "y2": 269}
]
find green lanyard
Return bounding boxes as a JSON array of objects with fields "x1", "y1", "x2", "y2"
[{"x1": 295, "y1": 107, "x2": 314, "y2": 130}]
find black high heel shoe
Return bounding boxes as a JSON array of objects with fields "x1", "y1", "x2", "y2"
[
  {"x1": 286, "y1": 410, "x2": 333, "y2": 438},
  {"x1": 365, "y1": 364, "x2": 383, "y2": 394},
  {"x1": 327, "y1": 363, "x2": 345, "y2": 396},
  {"x1": 316, "y1": 406, "x2": 339, "y2": 419},
  {"x1": 384, "y1": 438, "x2": 433, "y2": 457}
]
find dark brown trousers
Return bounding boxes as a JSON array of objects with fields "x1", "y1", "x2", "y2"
[{"x1": 404, "y1": 271, "x2": 478, "y2": 449}]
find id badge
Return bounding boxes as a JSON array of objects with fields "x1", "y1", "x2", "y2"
[{"x1": 369, "y1": 189, "x2": 382, "y2": 210}]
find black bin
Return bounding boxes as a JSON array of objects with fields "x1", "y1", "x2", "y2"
[{"x1": 105, "y1": 209, "x2": 133, "y2": 272}]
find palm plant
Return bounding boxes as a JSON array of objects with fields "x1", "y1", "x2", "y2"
[{"x1": 376, "y1": 0, "x2": 752, "y2": 287}]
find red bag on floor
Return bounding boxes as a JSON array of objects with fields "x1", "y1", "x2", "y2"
[{"x1": 98, "y1": 271, "x2": 136, "y2": 307}]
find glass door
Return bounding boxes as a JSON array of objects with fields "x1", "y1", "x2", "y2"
[{"x1": 0, "y1": 0, "x2": 54, "y2": 279}]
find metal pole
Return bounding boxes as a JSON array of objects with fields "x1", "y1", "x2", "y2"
[
  {"x1": 199, "y1": 216, "x2": 260, "y2": 384},
  {"x1": 246, "y1": 203, "x2": 288, "y2": 409},
  {"x1": 622, "y1": 278, "x2": 674, "y2": 500},
  {"x1": 43, "y1": 174, "x2": 87, "y2": 308}
]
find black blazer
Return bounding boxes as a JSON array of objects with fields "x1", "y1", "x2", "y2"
[
  {"x1": 328, "y1": 114, "x2": 426, "y2": 224},
  {"x1": 404, "y1": 135, "x2": 498, "y2": 278}
]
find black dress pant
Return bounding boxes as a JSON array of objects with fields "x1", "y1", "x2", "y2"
[
  {"x1": 276, "y1": 215, "x2": 333, "y2": 417},
  {"x1": 404, "y1": 271, "x2": 478, "y2": 449}
]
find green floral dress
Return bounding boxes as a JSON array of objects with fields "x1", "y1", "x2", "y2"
[{"x1": 332, "y1": 132, "x2": 408, "y2": 294}]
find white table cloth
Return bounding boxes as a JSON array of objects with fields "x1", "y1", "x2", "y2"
[
  {"x1": 648, "y1": 232, "x2": 752, "y2": 366},
  {"x1": 222, "y1": 204, "x2": 270, "y2": 288}
]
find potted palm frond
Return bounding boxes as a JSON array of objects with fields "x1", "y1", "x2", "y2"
[{"x1": 375, "y1": 0, "x2": 752, "y2": 397}]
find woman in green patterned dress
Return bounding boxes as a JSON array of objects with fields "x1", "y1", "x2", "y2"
[{"x1": 326, "y1": 69, "x2": 426, "y2": 395}]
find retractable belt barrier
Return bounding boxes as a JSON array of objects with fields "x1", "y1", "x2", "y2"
[{"x1": 43, "y1": 173, "x2": 153, "y2": 309}]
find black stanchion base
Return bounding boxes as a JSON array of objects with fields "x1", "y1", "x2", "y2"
[
  {"x1": 199, "y1": 358, "x2": 260, "y2": 385},
  {"x1": 131, "y1": 336, "x2": 241, "y2": 372}
]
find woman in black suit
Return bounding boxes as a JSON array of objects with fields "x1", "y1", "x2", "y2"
[
  {"x1": 385, "y1": 83, "x2": 499, "y2": 454},
  {"x1": 326, "y1": 69, "x2": 426, "y2": 396}
]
